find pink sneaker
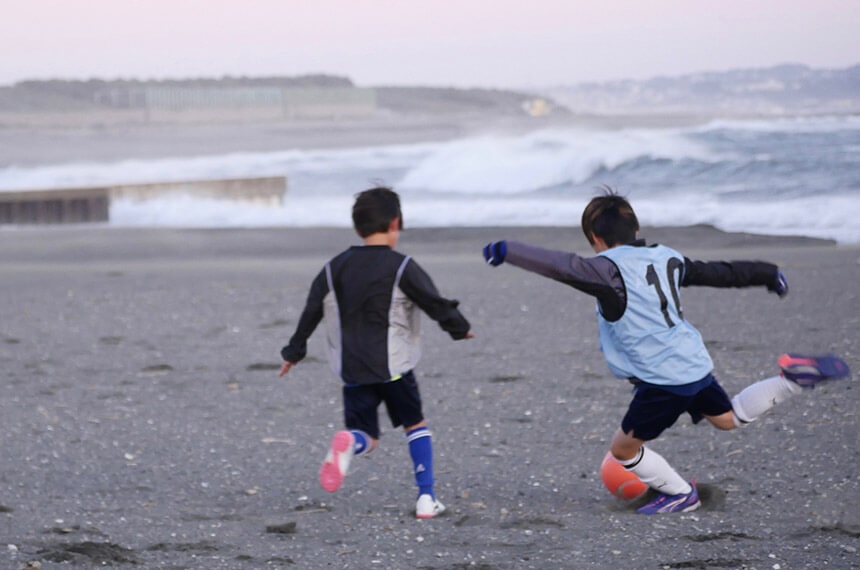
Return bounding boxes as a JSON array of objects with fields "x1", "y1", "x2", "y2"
[{"x1": 319, "y1": 431, "x2": 354, "y2": 492}]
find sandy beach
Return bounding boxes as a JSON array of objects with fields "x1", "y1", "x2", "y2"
[{"x1": 0, "y1": 224, "x2": 857, "y2": 569}]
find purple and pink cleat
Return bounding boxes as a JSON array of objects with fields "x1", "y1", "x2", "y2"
[
  {"x1": 637, "y1": 479, "x2": 701, "y2": 515},
  {"x1": 778, "y1": 354, "x2": 850, "y2": 388}
]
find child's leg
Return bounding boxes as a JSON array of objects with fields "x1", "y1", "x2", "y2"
[
  {"x1": 405, "y1": 421, "x2": 435, "y2": 497},
  {"x1": 342, "y1": 384, "x2": 382, "y2": 455},
  {"x1": 379, "y1": 372, "x2": 437, "y2": 497},
  {"x1": 406, "y1": 421, "x2": 446, "y2": 518},
  {"x1": 319, "y1": 430, "x2": 378, "y2": 493},
  {"x1": 729, "y1": 375, "x2": 802, "y2": 425},
  {"x1": 382, "y1": 372, "x2": 445, "y2": 517},
  {"x1": 611, "y1": 429, "x2": 691, "y2": 496},
  {"x1": 615, "y1": 386, "x2": 694, "y2": 495},
  {"x1": 729, "y1": 354, "x2": 850, "y2": 425},
  {"x1": 321, "y1": 385, "x2": 381, "y2": 492},
  {"x1": 349, "y1": 429, "x2": 377, "y2": 455}
]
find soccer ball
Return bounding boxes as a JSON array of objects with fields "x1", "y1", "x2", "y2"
[{"x1": 600, "y1": 451, "x2": 647, "y2": 499}]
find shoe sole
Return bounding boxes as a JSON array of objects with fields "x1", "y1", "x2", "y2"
[
  {"x1": 778, "y1": 354, "x2": 850, "y2": 385},
  {"x1": 416, "y1": 505, "x2": 445, "y2": 519},
  {"x1": 319, "y1": 431, "x2": 353, "y2": 493}
]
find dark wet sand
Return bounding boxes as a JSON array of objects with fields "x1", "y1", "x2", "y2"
[{"x1": 0, "y1": 225, "x2": 857, "y2": 569}]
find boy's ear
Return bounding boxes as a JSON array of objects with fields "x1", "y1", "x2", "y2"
[{"x1": 388, "y1": 218, "x2": 401, "y2": 232}]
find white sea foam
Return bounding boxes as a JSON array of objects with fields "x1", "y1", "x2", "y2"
[
  {"x1": 106, "y1": 192, "x2": 860, "y2": 243},
  {"x1": 632, "y1": 193, "x2": 860, "y2": 243},
  {"x1": 0, "y1": 144, "x2": 434, "y2": 192},
  {"x1": 110, "y1": 195, "x2": 356, "y2": 228},
  {"x1": 1, "y1": 115, "x2": 858, "y2": 243},
  {"x1": 0, "y1": 128, "x2": 719, "y2": 196},
  {"x1": 398, "y1": 128, "x2": 721, "y2": 194}
]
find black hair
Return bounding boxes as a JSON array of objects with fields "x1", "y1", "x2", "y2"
[
  {"x1": 581, "y1": 186, "x2": 639, "y2": 247},
  {"x1": 352, "y1": 186, "x2": 403, "y2": 238}
]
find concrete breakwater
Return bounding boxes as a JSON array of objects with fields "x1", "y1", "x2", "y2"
[{"x1": 0, "y1": 176, "x2": 286, "y2": 224}]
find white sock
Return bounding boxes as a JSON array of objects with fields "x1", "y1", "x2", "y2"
[
  {"x1": 731, "y1": 375, "x2": 803, "y2": 425},
  {"x1": 619, "y1": 446, "x2": 691, "y2": 496}
]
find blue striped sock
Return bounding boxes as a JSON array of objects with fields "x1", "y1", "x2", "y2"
[
  {"x1": 406, "y1": 427, "x2": 434, "y2": 498},
  {"x1": 350, "y1": 430, "x2": 371, "y2": 455}
]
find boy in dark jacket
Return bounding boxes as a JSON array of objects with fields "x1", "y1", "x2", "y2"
[{"x1": 280, "y1": 187, "x2": 473, "y2": 518}]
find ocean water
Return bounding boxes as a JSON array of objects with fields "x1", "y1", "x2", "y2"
[{"x1": 2, "y1": 115, "x2": 858, "y2": 243}]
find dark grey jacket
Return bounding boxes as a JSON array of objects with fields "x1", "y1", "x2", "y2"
[{"x1": 281, "y1": 245, "x2": 470, "y2": 385}]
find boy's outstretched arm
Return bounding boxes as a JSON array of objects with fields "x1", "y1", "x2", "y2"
[
  {"x1": 483, "y1": 240, "x2": 627, "y2": 320},
  {"x1": 279, "y1": 270, "x2": 328, "y2": 376},
  {"x1": 681, "y1": 258, "x2": 788, "y2": 297}
]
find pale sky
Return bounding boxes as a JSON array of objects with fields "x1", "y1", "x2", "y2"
[{"x1": 2, "y1": 0, "x2": 858, "y2": 87}]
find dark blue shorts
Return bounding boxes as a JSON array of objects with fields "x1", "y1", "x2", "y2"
[
  {"x1": 621, "y1": 375, "x2": 733, "y2": 441},
  {"x1": 342, "y1": 370, "x2": 423, "y2": 439}
]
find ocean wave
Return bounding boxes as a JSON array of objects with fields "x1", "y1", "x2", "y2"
[
  {"x1": 1, "y1": 116, "x2": 857, "y2": 243},
  {"x1": 398, "y1": 128, "x2": 722, "y2": 194},
  {"x1": 0, "y1": 144, "x2": 434, "y2": 192}
]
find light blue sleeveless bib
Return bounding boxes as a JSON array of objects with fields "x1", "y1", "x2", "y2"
[{"x1": 597, "y1": 244, "x2": 713, "y2": 386}]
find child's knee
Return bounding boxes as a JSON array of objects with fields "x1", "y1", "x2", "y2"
[
  {"x1": 705, "y1": 411, "x2": 737, "y2": 431},
  {"x1": 404, "y1": 420, "x2": 427, "y2": 433},
  {"x1": 610, "y1": 431, "x2": 643, "y2": 461}
]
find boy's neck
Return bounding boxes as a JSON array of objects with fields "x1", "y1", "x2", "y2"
[
  {"x1": 363, "y1": 232, "x2": 397, "y2": 248},
  {"x1": 590, "y1": 232, "x2": 638, "y2": 253},
  {"x1": 360, "y1": 218, "x2": 401, "y2": 248},
  {"x1": 592, "y1": 236, "x2": 611, "y2": 253}
]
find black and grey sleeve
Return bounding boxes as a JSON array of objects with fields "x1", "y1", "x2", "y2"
[
  {"x1": 504, "y1": 241, "x2": 627, "y2": 320},
  {"x1": 280, "y1": 269, "x2": 329, "y2": 363},
  {"x1": 681, "y1": 258, "x2": 780, "y2": 289},
  {"x1": 399, "y1": 260, "x2": 471, "y2": 340}
]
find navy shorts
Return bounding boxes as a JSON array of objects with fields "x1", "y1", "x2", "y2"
[
  {"x1": 342, "y1": 370, "x2": 424, "y2": 439},
  {"x1": 621, "y1": 375, "x2": 733, "y2": 441}
]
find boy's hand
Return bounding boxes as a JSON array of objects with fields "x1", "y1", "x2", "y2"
[
  {"x1": 279, "y1": 361, "x2": 296, "y2": 377},
  {"x1": 767, "y1": 270, "x2": 789, "y2": 298},
  {"x1": 483, "y1": 241, "x2": 507, "y2": 266},
  {"x1": 464, "y1": 330, "x2": 475, "y2": 339}
]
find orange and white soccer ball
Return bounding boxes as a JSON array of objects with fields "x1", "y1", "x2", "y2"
[{"x1": 601, "y1": 451, "x2": 647, "y2": 499}]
